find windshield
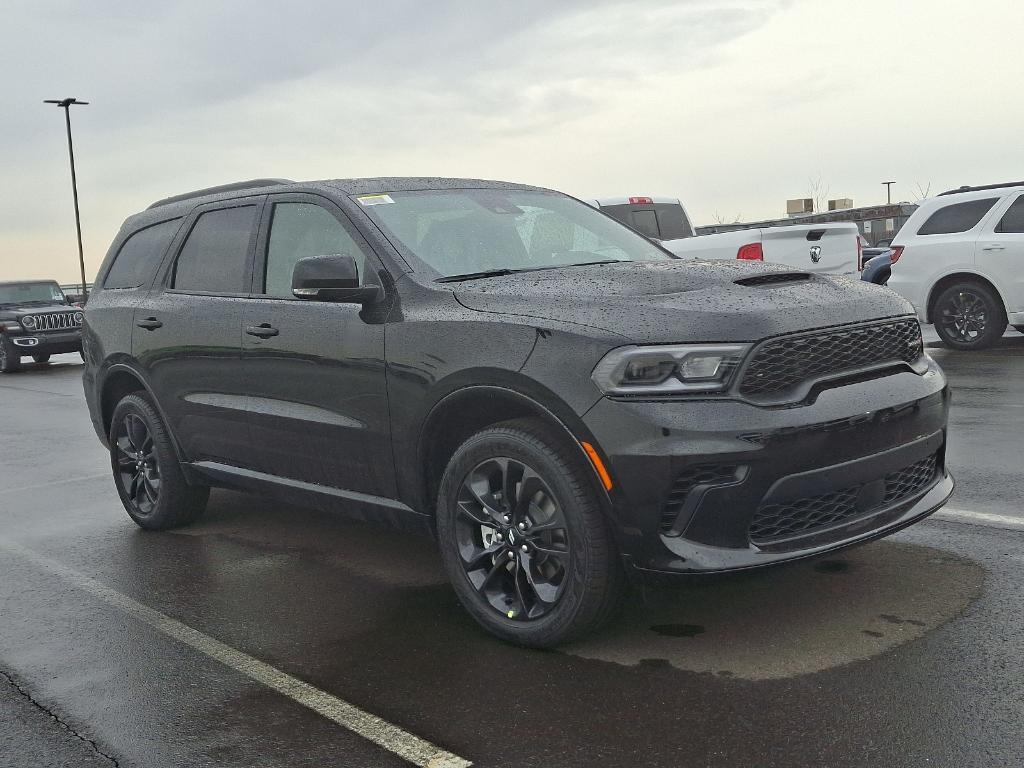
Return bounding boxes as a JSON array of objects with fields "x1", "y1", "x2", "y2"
[
  {"x1": 0, "y1": 281, "x2": 67, "y2": 306},
  {"x1": 356, "y1": 189, "x2": 673, "y2": 278}
]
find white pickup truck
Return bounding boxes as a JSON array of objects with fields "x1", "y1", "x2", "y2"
[{"x1": 586, "y1": 196, "x2": 862, "y2": 276}]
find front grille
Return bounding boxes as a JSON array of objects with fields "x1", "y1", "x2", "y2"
[
  {"x1": 749, "y1": 452, "x2": 938, "y2": 544},
  {"x1": 661, "y1": 464, "x2": 741, "y2": 531},
  {"x1": 739, "y1": 319, "x2": 922, "y2": 399},
  {"x1": 24, "y1": 312, "x2": 81, "y2": 332}
]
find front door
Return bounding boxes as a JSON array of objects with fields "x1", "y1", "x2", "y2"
[
  {"x1": 241, "y1": 194, "x2": 395, "y2": 498},
  {"x1": 133, "y1": 199, "x2": 262, "y2": 467}
]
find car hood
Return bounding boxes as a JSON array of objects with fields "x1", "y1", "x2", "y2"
[
  {"x1": 451, "y1": 260, "x2": 914, "y2": 343},
  {"x1": 0, "y1": 304, "x2": 75, "y2": 320}
]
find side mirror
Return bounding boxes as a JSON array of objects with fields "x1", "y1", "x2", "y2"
[{"x1": 291, "y1": 254, "x2": 382, "y2": 304}]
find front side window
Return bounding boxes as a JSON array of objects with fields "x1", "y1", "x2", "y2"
[
  {"x1": 263, "y1": 203, "x2": 367, "y2": 298},
  {"x1": 104, "y1": 218, "x2": 182, "y2": 289},
  {"x1": 995, "y1": 195, "x2": 1024, "y2": 233},
  {"x1": 917, "y1": 198, "x2": 998, "y2": 236},
  {"x1": 0, "y1": 281, "x2": 66, "y2": 307},
  {"x1": 357, "y1": 189, "x2": 672, "y2": 279},
  {"x1": 172, "y1": 206, "x2": 256, "y2": 293}
]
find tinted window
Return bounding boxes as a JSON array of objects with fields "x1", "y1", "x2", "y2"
[
  {"x1": 630, "y1": 210, "x2": 659, "y2": 238},
  {"x1": 263, "y1": 204, "x2": 366, "y2": 298},
  {"x1": 172, "y1": 206, "x2": 256, "y2": 293},
  {"x1": 103, "y1": 218, "x2": 182, "y2": 289},
  {"x1": 995, "y1": 195, "x2": 1024, "y2": 233},
  {"x1": 917, "y1": 198, "x2": 998, "y2": 236}
]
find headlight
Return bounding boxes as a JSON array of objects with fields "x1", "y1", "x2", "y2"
[
  {"x1": 21, "y1": 315, "x2": 36, "y2": 329},
  {"x1": 592, "y1": 344, "x2": 750, "y2": 395},
  {"x1": 74, "y1": 312, "x2": 84, "y2": 324}
]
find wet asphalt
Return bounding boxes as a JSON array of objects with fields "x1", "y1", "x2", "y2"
[{"x1": 0, "y1": 329, "x2": 1022, "y2": 768}]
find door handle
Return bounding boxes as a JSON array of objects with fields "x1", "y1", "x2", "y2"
[
  {"x1": 245, "y1": 323, "x2": 279, "y2": 339},
  {"x1": 136, "y1": 317, "x2": 162, "y2": 330},
  {"x1": 982, "y1": 244, "x2": 1006, "y2": 251}
]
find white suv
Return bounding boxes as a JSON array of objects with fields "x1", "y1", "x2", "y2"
[{"x1": 888, "y1": 182, "x2": 1024, "y2": 350}]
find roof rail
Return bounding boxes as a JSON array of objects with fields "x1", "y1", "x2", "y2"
[
  {"x1": 938, "y1": 181, "x2": 1024, "y2": 196},
  {"x1": 147, "y1": 179, "x2": 294, "y2": 209}
]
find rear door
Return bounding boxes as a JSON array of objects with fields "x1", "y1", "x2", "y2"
[
  {"x1": 241, "y1": 193, "x2": 395, "y2": 498},
  {"x1": 133, "y1": 198, "x2": 262, "y2": 467},
  {"x1": 976, "y1": 192, "x2": 1024, "y2": 315}
]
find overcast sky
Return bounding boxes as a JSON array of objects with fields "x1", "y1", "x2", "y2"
[{"x1": 2, "y1": 0, "x2": 1022, "y2": 283}]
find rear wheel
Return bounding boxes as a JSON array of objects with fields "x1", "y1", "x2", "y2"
[
  {"x1": 436, "y1": 418, "x2": 625, "y2": 647},
  {"x1": 0, "y1": 337, "x2": 21, "y2": 373},
  {"x1": 933, "y1": 282, "x2": 1006, "y2": 350},
  {"x1": 31, "y1": 353, "x2": 51, "y2": 364},
  {"x1": 109, "y1": 393, "x2": 208, "y2": 530}
]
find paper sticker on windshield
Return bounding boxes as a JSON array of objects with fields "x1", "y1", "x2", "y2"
[{"x1": 356, "y1": 194, "x2": 395, "y2": 206}]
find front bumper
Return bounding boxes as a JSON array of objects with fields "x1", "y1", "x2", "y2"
[
  {"x1": 7, "y1": 330, "x2": 82, "y2": 355},
  {"x1": 582, "y1": 357, "x2": 952, "y2": 574}
]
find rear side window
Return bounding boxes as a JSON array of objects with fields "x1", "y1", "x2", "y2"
[
  {"x1": 995, "y1": 195, "x2": 1024, "y2": 233},
  {"x1": 917, "y1": 198, "x2": 998, "y2": 236},
  {"x1": 103, "y1": 219, "x2": 182, "y2": 289},
  {"x1": 171, "y1": 206, "x2": 256, "y2": 293}
]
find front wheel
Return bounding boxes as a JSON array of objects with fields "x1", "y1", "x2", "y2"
[
  {"x1": 109, "y1": 392, "x2": 209, "y2": 530},
  {"x1": 436, "y1": 418, "x2": 625, "y2": 647},
  {"x1": 933, "y1": 282, "x2": 1006, "y2": 350},
  {"x1": 0, "y1": 337, "x2": 21, "y2": 373}
]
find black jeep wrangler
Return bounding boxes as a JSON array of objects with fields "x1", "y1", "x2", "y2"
[
  {"x1": 0, "y1": 280, "x2": 84, "y2": 372},
  {"x1": 83, "y1": 178, "x2": 953, "y2": 646}
]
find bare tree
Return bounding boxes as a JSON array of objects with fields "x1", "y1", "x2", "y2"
[
  {"x1": 912, "y1": 181, "x2": 931, "y2": 202},
  {"x1": 711, "y1": 211, "x2": 743, "y2": 225},
  {"x1": 807, "y1": 173, "x2": 830, "y2": 213}
]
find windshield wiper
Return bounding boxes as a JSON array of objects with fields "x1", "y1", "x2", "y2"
[{"x1": 435, "y1": 268, "x2": 534, "y2": 283}]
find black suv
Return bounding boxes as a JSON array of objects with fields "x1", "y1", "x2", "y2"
[
  {"x1": 83, "y1": 178, "x2": 953, "y2": 646},
  {"x1": 0, "y1": 280, "x2": 84, "y2": 372}
]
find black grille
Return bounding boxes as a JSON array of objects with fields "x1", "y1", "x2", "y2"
[
  {"x1": 661, "y1": 464, "x2": 741, "y2": 531},
  {"x1": 739, "y1": 319, "x2": 922, "y2": 399},
  {"x1": 749, "y1": 452, "x2": 938, "y2": 544}
]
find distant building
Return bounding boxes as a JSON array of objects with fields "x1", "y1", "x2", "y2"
[{"x1": 697, "y1": 202, "x2": 918, "y2": 246}]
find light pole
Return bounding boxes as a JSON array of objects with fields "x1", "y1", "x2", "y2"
[
  {"x1": 882, "y1": 180, "x2": 895, "y2": 205},
  {"x1": 44, "y1": 97, "x2": 89, "y2": 301}
]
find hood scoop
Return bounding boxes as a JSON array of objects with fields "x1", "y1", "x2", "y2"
[{"x1": 734, "y1": 272, "x2": 811, "y2": 287}]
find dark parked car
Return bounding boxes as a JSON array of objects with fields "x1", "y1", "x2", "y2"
[
  {"x1": 0, "y1": 280, "x2": 84, "y2": 372},
  {"x1": 83, "y1": 178, "x2": 953, "y2": 646}
]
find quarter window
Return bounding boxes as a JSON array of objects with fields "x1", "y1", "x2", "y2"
[
  {"x1": 917, "y1": 198, "x2": 998, "y2": 236},
  {"x1": 172, "y1": 206, "x2": 256, "y2": 293},
  {"x1": 263, "y1": 203, "x2": 366, "y2": 299},
  {"x1": 103, "y1": 218, "x2": 182, "y2": 289},
  {"x1": 995, "y1": 196, "x2": 1024, "y2": 234}
]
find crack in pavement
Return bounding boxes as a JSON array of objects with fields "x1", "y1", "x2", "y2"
[{"x1": 0, "y1": 668, "x2": 120, "y2": 767}]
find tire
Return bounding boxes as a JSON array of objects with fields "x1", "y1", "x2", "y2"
[
  {"x1": 933, "y1": 282, "x2": 1007, "y2": 351},
  {"x1": 31, "y1": 353, "x2": 51, "y2": 364},
  {"x1": 436, "y1": 418, "x2": 626, "y2": 647},
  {"x1": 0, "y1": 336, "x2": 21, "y2": 373},
  {"x1": 109, "y1": 392, "x2": 209, "y2": 530},
  {"x1": 1014, "y1": 326, "x2": 1024, "y2": 335}
]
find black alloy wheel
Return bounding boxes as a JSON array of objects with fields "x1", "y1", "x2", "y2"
[
  {"x1": 437, "y1": 418, "x2": 625, "y2": 647},
  {"x1": 934, "y1": 282, "x2": 1006, "y2": 350},
  {"x1": 114, "y1": 412, "x2": 161, "y2": 516},
  {"x1": 455, "y1": 457, "x2": 570, "y2": 621},
  {"x1": 109, "y1": 392, "x2": 208, "y2": 530}
]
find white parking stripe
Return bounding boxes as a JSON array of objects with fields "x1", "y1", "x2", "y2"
[
  {"x1": 0, "y1": 472, "x2": 109, "y2": 496},
  {"x1": 932, "y1": 508, "x2": 1024, "y2": 530},
  {"x1": 0, "y1": 539, "x2": 472, "y2": 768}
]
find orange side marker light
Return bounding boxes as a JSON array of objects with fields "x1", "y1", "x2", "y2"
[{"x1": 580, "y1": 441, "x2": 613, "y2": 491}]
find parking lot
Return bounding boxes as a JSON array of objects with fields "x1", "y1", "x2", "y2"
[{"x1": 0, "y1": 328, "x2": 1021, "y2": 767}]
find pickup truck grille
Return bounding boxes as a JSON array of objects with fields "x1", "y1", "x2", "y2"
[
  {"x1": 739, "y1": 318, "x2": 923, "y2": 399},
  {"x1": 24, "y1": 312, "x2": 82, "y2": 332}
]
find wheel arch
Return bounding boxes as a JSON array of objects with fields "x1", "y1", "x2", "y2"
[
  {"x1": 416, "y1": 383, "x2": 613, "y2": 523},
  {"x1": 99, "y1": 363, "x2": 186, "y2": 461}
]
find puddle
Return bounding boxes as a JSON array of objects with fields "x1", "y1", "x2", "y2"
[{"x1": 562, "y1": 541, "x2": 984, "y2": 680}]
